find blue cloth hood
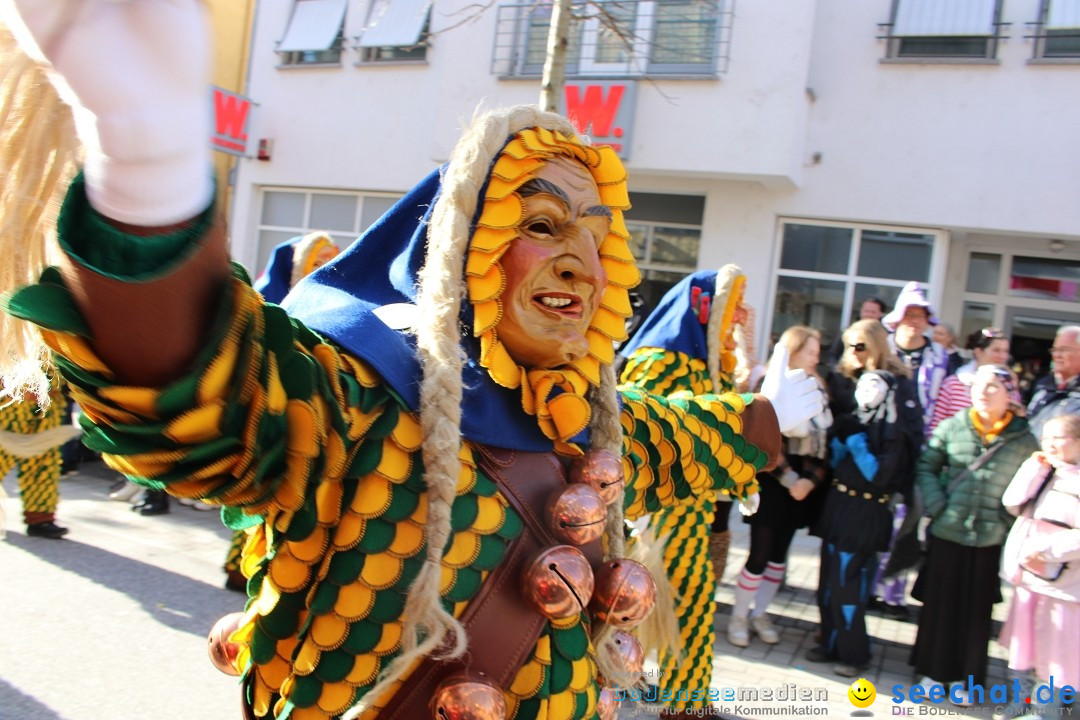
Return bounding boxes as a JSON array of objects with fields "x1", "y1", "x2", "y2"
[
  {"x1": 254, "y1": 241, "x2": 296, "y2": 305},
  {"x1": 282, "y1": 166, "x2": 580, "y2": 451},
  {"x1": 621, "y1": 270, "x2": 717, "y2": 360}
]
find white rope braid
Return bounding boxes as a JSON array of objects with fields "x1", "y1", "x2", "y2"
[
  {"x1": 0, "y1": 25, "x2": 79, "y2": 404},
  {"x1": 352, "y1": 104, "x2": 632, "y2": 716}
]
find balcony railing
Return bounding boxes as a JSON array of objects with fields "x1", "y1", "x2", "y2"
[{"x1": 491, "y1": 0, "x2": 733, "y2": 79}]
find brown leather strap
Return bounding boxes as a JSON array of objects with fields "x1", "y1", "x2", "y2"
[{"x1": 377, "y1": 447, "x2": 601, "y2": 720}]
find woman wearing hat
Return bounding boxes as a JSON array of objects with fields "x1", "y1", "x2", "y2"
[
  {"x1": 910, "y1": 365, "x2": 1038, "y2": 703},
  {"x1": 876, "y1": 281, "x2": 952, "y2": 615},
  {"x1": 881, "y1": 281, "x2": 951, "y2": 430}
]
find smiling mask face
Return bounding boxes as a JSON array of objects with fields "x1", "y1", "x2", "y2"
[{"x1": 497, "y1": 156, "x2": 610, "y2": 369}]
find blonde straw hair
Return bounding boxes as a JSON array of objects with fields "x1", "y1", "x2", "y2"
[
  {"x1": 349, "y1": 105, "x2": 628, "y2": 716},
  {"x1": 0, "y1": 25, "x2": 80, "y2": 403}
]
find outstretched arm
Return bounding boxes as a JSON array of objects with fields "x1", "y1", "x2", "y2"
[
  {"x1": 3, "y1": 0, "x2": 225, "y2": 386},
  {"x1": 618, "y1": 386, "x2": 778, "y2": 519}
]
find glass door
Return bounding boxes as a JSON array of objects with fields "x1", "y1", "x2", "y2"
[{"x1": 1004, "y1": 306, "x2": 1080, "y2": 402}]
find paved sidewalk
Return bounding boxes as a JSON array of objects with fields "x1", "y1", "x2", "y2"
[
  {"x1": 4, "y1": 462, "x2": 1025, "y2": 720},
  {"x1": 646, "y1": 516, "x2": 1018, "y2": 719}
]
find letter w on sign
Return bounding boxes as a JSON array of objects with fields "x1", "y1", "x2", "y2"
[
  {"x1": 211, "y1": 86, "x2": 254, "y2": 156},
  {"x1": 563, "y1": 81, "x2": 637, "y2": 159}
]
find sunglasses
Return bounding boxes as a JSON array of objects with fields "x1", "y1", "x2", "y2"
[{"x1": 848, "y1": 342, "x2": 868, "y2": 352}]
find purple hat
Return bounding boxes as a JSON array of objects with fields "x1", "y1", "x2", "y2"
[{"x1": 882, "y1": 281, "x2": 938, "y2": 331}]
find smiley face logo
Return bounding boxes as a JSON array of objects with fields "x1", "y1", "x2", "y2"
[{"x1": 848, "y1": 677, "x2": 876, "y2": 709}]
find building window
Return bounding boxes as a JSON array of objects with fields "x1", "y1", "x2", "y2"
[
  {"x1": 883, "y1": 0, "x2": 1004, "y2": 60},
  {"x1": 491, "y1": 0, "x2": 732, "y2": 78},
  {"x1": 768, "y1": 220, "x2": 942, "y2": 349},
  {"x1": 356, "y1": 0, "x2": 432, "y2": 63},
  {"x1": 623, "y1": 192, "x2": 703, "y2": 311},
  {"x1": 255, "y1": 189, "x2": 402, "y2": 276},
  {"x1": 277, "y1": 0, "x2": 348, "y2": 66},
  {"x1": 1031, "y1": 0, "x2": 1080, "y2": 58}
]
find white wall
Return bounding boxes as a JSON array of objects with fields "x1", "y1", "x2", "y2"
[
  {"x1": 230, "y1": 0, "x2": 1080, "y2": 327},
  {"x1": 230, "y1": 0, "x2": 820, "y2": 268}
]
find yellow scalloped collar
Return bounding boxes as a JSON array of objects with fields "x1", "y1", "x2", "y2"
[
  {"x1": 717, "y1": 274, "x2": 746, "y2": 382},
  {"x1": 466, "y1": 128, "x2": 640, "y2": 455}
]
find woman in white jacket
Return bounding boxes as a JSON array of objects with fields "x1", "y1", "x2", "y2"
[{"x1": 997, "y1": 414, "x2": 1080, "y2": 718}]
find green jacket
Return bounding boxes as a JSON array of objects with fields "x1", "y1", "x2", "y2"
[{"x1": 917, "y1": 411, "x2": 1038, "y2": 548}]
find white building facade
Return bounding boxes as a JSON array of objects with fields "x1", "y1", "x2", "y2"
[{"x1": 228, "y1": 0, "x2": 1080, "y2": 374}]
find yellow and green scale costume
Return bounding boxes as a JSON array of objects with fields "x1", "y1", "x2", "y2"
[
  {"x1": 5, "y1": 129, "x2": 772, "y2": 720},
  {"x1": 9, "y1": 268, "x2": 767, "y2": 719},
  {"x1": 0, "y1": 380, "x2": 67, "y2": 525},
  {"x1": 618, "y1": 268, "x2": 751, "y2": 710}
]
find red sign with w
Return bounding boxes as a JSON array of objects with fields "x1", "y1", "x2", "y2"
[
  {"x1": 211, "y1": 86, "x2": 253, "y2": 157},
  {"x1": 563, "y1": 81, "x2": 637, "y2": 158}
]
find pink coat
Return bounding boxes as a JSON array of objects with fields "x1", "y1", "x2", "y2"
[{"x1": 1001, "y1": 457, "x2": 1080, "y2": 602}]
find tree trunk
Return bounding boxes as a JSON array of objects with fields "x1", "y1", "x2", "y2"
[{"x1": 538, "y1": 0, "x2": 572, "y2": 112}]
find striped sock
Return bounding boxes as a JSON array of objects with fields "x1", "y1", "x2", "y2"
[
  {"x1": 733, "y1": 567, "x2": 763, "y2": 618},
  {"x1": 751, "y1": 562, "x2": 786, "y2": 617}
]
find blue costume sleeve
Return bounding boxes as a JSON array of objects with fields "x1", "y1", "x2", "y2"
[
  {"x1": 829, "y1": 437, "x2": 849, "y2": 468},
  {"x1": 845, "y1": 432, "x2": 879, "y2": 482}
]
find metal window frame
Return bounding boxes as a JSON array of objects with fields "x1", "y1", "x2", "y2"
[
  {"x1": 765, "y1": 217, "x2": 947, "y2": 349},
  {"x1": 878, "y1": 0, "x2": 1008, "y2": 60},
  {"x1": 1026, "y1": 0, "x2": 1080, "y2": 59},
  {"x1": 490, "y1": 0, "x2": 733, "y2": 79}
]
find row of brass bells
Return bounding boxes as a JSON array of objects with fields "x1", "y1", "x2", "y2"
[
  {"x1": 430, "y1": 450, "x2": 643, "y2": 720},
  {"x1": 523, "y1": 450, "x2": 656, "y2": 625}
]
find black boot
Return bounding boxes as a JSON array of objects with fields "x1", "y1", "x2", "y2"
[
  {"x1": 135, "y1": 489, "x2": 170, "y2": 516},
  {"x1": 26, "y1": 521, "x2": 69, "y2": 539}
]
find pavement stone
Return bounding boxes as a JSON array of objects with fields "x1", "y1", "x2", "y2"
[{"x1": 626, "y1": 515, "x2": 1022, "y2": 719}]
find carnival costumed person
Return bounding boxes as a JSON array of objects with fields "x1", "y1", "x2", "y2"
[
  {"x1": 0, "y1": 377, "x2": 79, "y2": 538},
  {"x1": 221, "y1": 233, "x2": 345, "y2": 592},
  {"x1": 617, "y1": 266, "x2": 753, "y2": 712},
  {"x1": 809, "y1": 320, "x2": 922, "y2": 677},
  {"x1": 0, "y1": 4, "x2": 824, "y2": 719},
  {"x1": 0, "y1": 23, "x2": 80, "y2": 540},
  {"x1": 255, "y1": 233, "x2": 341, "y2": 306}
]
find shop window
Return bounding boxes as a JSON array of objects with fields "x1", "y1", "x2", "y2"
[
  {"x1": 256, "y1": 189, "x2": 401, "y2": 276},
  {"x1": 966, "y1": 252, "x2": 1002, "y2": 294},
  {"x1": 623, "y1": 192, "x2": 703, "y2": 312},
  {"x1": 770, "y1": 220, "x2": 942, "y2": 351},
  {"x1": 1009, "y1": 256, "x2": 1080, "y2": 301}
]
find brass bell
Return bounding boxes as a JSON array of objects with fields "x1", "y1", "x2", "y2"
[
  {"x1": 607, "y1": 630, "x2": 644, "y2": 681},
  {"x1": 546, "y1": 483, "x2": 607, "y2": 546},
  {"x1": 590, "y1": 559, "x2": 656, "y2": 629},
  {"x1": 207, "y1": 612, "x2": 244, "y2": 676},
  {"x1": 596, "y1": 686, "x2": 620, "y2": 720},
  {"x1": 521, "y1": 545, "x2": 595, "y2": 620},
  {"x1": 569, "y1": 449, "x2": 625, "y2": 506},
  {"x1": 430, "y1": 672, "x2": 507, "y2": 720}
]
